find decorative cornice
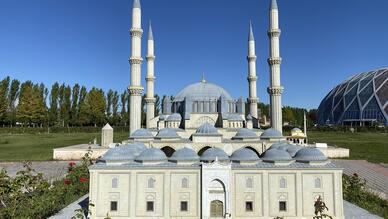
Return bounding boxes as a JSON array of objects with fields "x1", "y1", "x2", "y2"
[
  {"x1": 128, "y1": 86, "x2": 144, "y2": 96},
  {"x1": 145, "y1": 97, "x2": 156, "y2": 103},
  {"x1": 247, "y1": 55, "x2": 257, "y2": 62},
  {"x1": 129, "y1": 57, "x2": 143, "y2": 65},
  {"x1": 130, "y1": 28, "x2": 143, "y2": 37},
  {"x1": 267, "y1": 57, "x2": 282, "y2": 65},
  {"x1": 267, "y1": 29, "x2": 281, "y2": 37},
  {"x1": 247, "y1": 76, "x2": 257, "y2": 82},
  {"x1": 146, "y1": 55, "x2": 155, "y2": 61},
  {"x1": 247, "y1": 98, "x2": 258, "y2": 103},
  {"x1": 267, "y1": 86, "x2": 284, "y2": 95}
]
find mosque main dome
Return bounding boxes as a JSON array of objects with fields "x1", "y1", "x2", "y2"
[{"x1": 174, "y1": 80, "x2": 233, "y2": 102}]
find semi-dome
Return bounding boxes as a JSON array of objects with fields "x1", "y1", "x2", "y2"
[
  {"x1": 135, "y1": 148, "x2": 167, "y2": 162},
  {"x1": 260, "y1": 128, "x2": 283, "y2": 139},
  {"x1": 195, "y1": 123, "x2": 219, "y2": 135},
  {"x1": 286, "y1": 144, "x2": 302, "y2": 157},
  {"x1": 174, "y1": 81, "x2": 233, "y2": 102},
  {"x1": 262, "y1": 148, "x2": 292, "y2": 162},
  {"x1": 232, "y1": 128, "x2": 258, "y2": 140},
  {"x1": 169, "y1": 147, "x2": 200, "y2": 162},
  {"x1": 155, "y1": 128, "x2": 180, "y2": 139},
  {"x1": 166, "y1": 113, "x2": 182, "y2": 122},
  {"x1": 317, "y1": 68, "x2": 388, "y2": 126},
  {"x1": 268, "y1": 141, "x2": 289, "y2": 149},
  {"x1": 200, "y1": 148, "x2": 229, "y2": 161},
  {"x1": 294, "y1": 148, "x2": 327, "y2": 162},
  {"x1": 101, "y1": 143, "x2": 147, "y2": 162},
  {"x1": 230, "y1": 148, "x2": 260, "y2": 162},
  {"x1": 129, "y1": 128, "x2": 154, "y2": 139}
]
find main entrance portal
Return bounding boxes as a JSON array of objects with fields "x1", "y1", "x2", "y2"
[{"x1": 210, "y1": 200, "x2": 223, "y2": 217}]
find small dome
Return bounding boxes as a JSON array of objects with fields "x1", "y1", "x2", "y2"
[
  {"x1": 262, "y1": 148, "x2": 292, "y2": 162},
  {"x1": 233, "y1": 128, "x2": 258, "y2": 139},
  {"x1": 200, "y1": 148, "x2": 229, "y2": 161},
  {"x1": 196, "y1": 123, "x2": 219, "y2": 135},
  {"x1": 228, "y1": 114, "x2": 244, "y2": 121},
  {"x1": 169, "y1": 147, "x2": 200, "y2": 162},
  {"x1": 159, "y1": 114, "x2": 166, "y2": 121},
  {"x1": 135, "y1": 148, "x2": 167, "y2": 162},
  {"x1": 268, "y1": 141, "x2": 288, "y2": 150},
  {"x1": 286, "y1": 144, "x2": 303, "y2": 157},
  {"x1": 230, "y1": 148, "x2": 260, "y2": 162},
  {"x1": 294, "y1": 148, "x2": 327, "y2": 162},
  {"x1": 291, "y1": 127, "x2": 305, "y2": 137},
  {"x1": 155, "y1": 128, "x2": 180, "y2": 139},
  {"x1": 260, "y1": 128, "x2": 283, "y2": 139},
  {"x1": 101, "y1": 143, "x2": 147, "y2": 161},
  {"x1": 129, "y1": 128, "x2": 154, "y2": 139},
  {"x1": 166, "y1": 113, "x2": 182, "y2": 122}
]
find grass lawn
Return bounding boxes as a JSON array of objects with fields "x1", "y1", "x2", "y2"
[
  {"x1": 308, "y1": 131, "x2": 388, "y2": 164},
  {"x1": 0, "y1": 132, "x2": 129, "y2": 161},
  {"x1": 0, "y1": 131, "x2": 387, "y2": 163}
]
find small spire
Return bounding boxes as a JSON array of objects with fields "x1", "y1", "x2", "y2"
[
  {"x1": 270, "y1": 0, "x2": 278, "y2": 10},
  {"x1": 133, "y1": 0, "x2": 141, "y2": 9},
  {"x1": 200, "y1": 73, "x2": 207, "y2": 83},
  {"x1": 249, "y1": 20, "x2": 254, "y2": 41},
  {"x1": 148, "y1": 21, "x2": 153, "y2": 41}
]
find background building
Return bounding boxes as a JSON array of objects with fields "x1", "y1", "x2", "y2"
[{"x1": 317, "y1": 68, "x2": 388, "y2": 126}]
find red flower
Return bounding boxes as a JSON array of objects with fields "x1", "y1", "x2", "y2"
[
  {"x1": 64, "y1": 179, "x2": 71, "y2": 185},
  {"x1": 80, "y1": 178, "x2": 88, "y2": 183},
  {"x1": 68, "y1": 162, "x2": 76, "y2": 167}
]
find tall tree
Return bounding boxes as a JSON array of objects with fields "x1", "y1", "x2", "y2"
[
  {"x1": 79, "y1": 88, "x2": 106, "y2": 126},
  {"x1": 154, "y1": 94, "x2": 160, "y2": 116},
  {"x1": 62, "y1": 85, "x2": 71, "y2": 126},
  {"x1": 111, "y1": 91, "x2": 119, "y2": 125},
  {"x1": 70, "y1": 84, "x2": 80, "y2": 125},
  {"x1": 106, "y1": 89, "x2": 114, "y2": 120},
  {"x1": 49, "y1": 83, "x2": 59, "y2": 126},
  {"x1": 120, "y1": 90, "x2": 128, "y2": 126},
  {"x1": 16, "y1": 81, "x2": 46, "y2": 126},
  {"x1": 7, "y1": 79, "x2": 20, "y2": 126},
  {"x1": 0, "y1": 77, "x2": 10, "y2": 125}
]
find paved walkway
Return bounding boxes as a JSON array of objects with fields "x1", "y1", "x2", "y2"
[
  {"x1": 0, "y1": 161, "x2": 76, "y2": 181},
  {"x1": 332, "y1": 160, "x2": 388, "y2": 199}
]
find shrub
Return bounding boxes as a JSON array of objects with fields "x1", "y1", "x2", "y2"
[{"x1": 0, "y1": 151, "x2": 92, "y2": 218}]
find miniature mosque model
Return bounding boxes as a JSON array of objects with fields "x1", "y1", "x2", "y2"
[{"x1": 88, "y1": 0, "x2": 345, "y2": 218}]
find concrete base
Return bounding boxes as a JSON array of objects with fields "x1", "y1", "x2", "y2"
[
  {"x1": 318, "y1": 147, "x2": 350, "y2": 158},
  {"x1": 53, "y1": 144, "x2": 108, "y2": 160}
]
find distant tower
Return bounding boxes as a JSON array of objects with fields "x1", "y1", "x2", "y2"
[
  {"x1": 145, "y1": 22, "x2": 156, "y2": 129},
  {"x1": 247, "y1": 21, "x2": 258, "y2": 119},
  {"x1": 129, "y1": 0, "x2": 144, "y2": 134},
  {"x1": 267, "y1": 0, "x2": 284, "y2": 134}
]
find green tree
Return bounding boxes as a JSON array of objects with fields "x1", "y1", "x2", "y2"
[
  {"x1": 79, "y1": 88, "x2": 106, "y2": 126},
  {"x1": 6, "y1": 79, "x2": 20, "y2": 126},
  {"x1": 111, "y1": 91, "x2": 119, "y2": 125},
  {"x1": 70, "y1": 84, "x2": 80, "y2": 125},
  {"x1": 16, "y1": 81, "x2": 46, "y2": 126},
  {"x1": 106, "y1": 89, "x2": 114, "y2": 121},
  {"x1": 154, "y1": 94, "x2": 161, "y2": 116},
  {"x1": 49, "y1": 82, "x2": 59, "y2": 126},
  {"x1": 0, "y1": 77, "x2": 10, "y2": 125},
  {"x1": 120, "y1": 90, "x2": 128, "y2": 126}
]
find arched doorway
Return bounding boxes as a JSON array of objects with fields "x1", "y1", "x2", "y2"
[
  {"x1": 210, "y1": 200, "x2": 223, "y2": 217},
  {"x1": 198, "y1": 146, "x2": 212, "y2": 156},
  {"x1": 245, "y1": 146, "x2": 260, "y2": 157},
  {"x1": 161, "y1": 146, "x2": 175, "y2": 157}
]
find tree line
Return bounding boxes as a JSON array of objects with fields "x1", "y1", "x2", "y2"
[{"x1": 0, "y1": 76, "x2": 162, "y2": 128}]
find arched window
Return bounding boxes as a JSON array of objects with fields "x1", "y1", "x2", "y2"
[
  {"x1": 181, "y1": 178, "x2": 188, "y2": 188},
  {"x1": 314, "y1": 177, "x2": 321, "y2": 188},
  {"x1": 246, "y1": 178, "x2": 253, "y2": 189},
  {"x1": 279, "y1": 177, "x2": 286, "y2": 188},
  {"x1": 148, "y1": 177, "x2": 155, "y2": 188},
  {"x1": 112, "y1": 177, "x2": 118, "y2": 188}
]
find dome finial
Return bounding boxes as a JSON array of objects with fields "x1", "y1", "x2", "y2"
[{"x1": 201, "y1": 73, "x2": 207, "y2": 83}]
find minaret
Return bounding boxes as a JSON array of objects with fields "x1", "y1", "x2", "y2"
[
  {"x1": 129, "y1": 0, "x2": 144, "y2": 134},
  {"x1": 247, "y1": 21, "x2": 258, "y2": 119},
  {"x1": 267, "y1": 0, "x2": 284, "y2": 134},
  {"x1": 145, "y1": 22, "x2": 156, "y2": 129}
]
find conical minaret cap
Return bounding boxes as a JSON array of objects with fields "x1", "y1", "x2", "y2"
[
  {"x1": 249, "y1": 21, "x2": 254, "y2": 41},
  {"x1": 270, "y1": 0, "x2": 278, "y2": 10},
  {"x1": 133, "y1": 0, "x2": 141, "y2": 9},
  {"x1": 148, "y1": 22, "x2": 153, "y2": 41}
]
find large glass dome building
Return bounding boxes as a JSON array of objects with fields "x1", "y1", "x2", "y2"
[{"x1": 317, "y1": 68, "x2": 388, "y2": 126}]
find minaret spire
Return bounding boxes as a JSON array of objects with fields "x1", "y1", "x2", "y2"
[
  {"x1": 145, "y1": 21, "x2": 156, "y2": 129},
  {"x1": 129, "y1": 0, "x2": 144, "y2": 134},
  {"x1": 267, "y1": 0, "x2": 284, "y2": 134},
  {"x1": 247, "y1": 21, "x2": 258, "y2": 122}
]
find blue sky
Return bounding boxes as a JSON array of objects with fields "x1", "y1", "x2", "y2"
[{"x1": 0, "y1": 0, "x2": 387, "y2": 109}]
